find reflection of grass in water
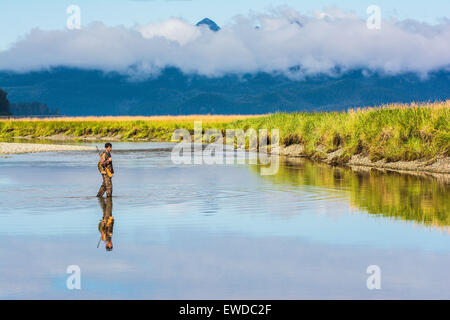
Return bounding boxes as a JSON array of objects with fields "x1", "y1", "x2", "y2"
[{"x1": 257, "y1": 159, "x2": 450, "y2": 228}]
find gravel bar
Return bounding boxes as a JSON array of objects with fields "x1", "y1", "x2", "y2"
[{"x1": 0, "y1": 142, "x2": 96, "y2": 154}]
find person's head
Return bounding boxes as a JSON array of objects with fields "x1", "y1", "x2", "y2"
[{"x1": 105, "y1": 143, "x2": 112, "y2": 152}]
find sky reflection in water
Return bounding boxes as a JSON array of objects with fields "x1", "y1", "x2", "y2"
[{"x1": 0, "y1": 142, "x2": 449, "y2": 299}]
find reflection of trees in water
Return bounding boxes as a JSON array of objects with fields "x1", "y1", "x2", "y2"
[{"x1": 255, "y1": 158, "x2": 450, "y2": 230}]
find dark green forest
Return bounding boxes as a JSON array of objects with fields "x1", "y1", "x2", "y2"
[{"x1": 0, "y1": 89, "x2": 10, "y2": 116}]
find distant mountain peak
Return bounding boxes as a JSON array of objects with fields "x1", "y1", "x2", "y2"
[{"x1": 196, "y1": 18, "x2": 220, "y2": 32}]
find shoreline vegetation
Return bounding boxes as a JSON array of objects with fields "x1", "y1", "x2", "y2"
[{"x1": 0, "y1": 101, "x2": 448, "y2": 174}]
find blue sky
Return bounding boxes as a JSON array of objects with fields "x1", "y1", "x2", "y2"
[{"x1": 1, "y1": 0, "x2": 449, "y2": 50}]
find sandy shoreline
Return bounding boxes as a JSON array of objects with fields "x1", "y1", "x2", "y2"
[{"x1": 0, "y1": 142, "x2": 96, "y2": 154}]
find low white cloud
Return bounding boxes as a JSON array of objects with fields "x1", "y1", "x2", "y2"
[
  {"x1": 137, "y1": 18, "x2": 201, "y2": 45},
  {"x1": 0, "y1": 7, "x2": 449, "y2": 78}
]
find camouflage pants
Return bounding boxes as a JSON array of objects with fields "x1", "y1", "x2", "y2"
[{"x1": 97, "y1": 174, "x2": 113, "y2": 197}]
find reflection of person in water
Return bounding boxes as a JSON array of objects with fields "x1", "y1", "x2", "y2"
[{"x1": 98, "y1": 197, "x2": 114, "y2": 251}]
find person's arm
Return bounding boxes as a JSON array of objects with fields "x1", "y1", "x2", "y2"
[{"x1": 99, "y1": 153, "x2": 108, "y2": 166}]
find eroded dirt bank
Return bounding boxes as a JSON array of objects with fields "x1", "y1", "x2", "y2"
[{"x1": 273, "y1": 144, "x2": 450, "y2": 174}]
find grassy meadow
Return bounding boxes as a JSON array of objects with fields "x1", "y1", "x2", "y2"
[
  {"x1": 234, "y1": 100, "x2": 449, "y2": 162},
  {"x1": 0, "y1": 101, "x2": 449, "y2": 162}
]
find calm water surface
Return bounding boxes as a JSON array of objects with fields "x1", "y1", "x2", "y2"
[{"x1": 0, "y1": 142, "x2": 449, "y2": 299}]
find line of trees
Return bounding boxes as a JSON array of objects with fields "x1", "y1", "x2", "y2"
[
  {"x1": 0, "y1": 89, "x2": 11, "y2": 115},
  {"x1": 10, "y1": 102, "x2": 59, "y2": 116},
  {"x1": 0, "y1": 88, "x2": 59, "y2": 116}
]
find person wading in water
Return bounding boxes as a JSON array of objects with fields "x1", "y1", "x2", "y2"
[{"x1": 97, "y1": 143, "x2": 114, "y2": 197}]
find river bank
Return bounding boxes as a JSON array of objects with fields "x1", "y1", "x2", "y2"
[
  {"x1": 274, "y1": 144, "x2": 450, "y2": 174},
  {"x1": 1, "y1": 101, "x2": 448, "y2": 173},
  {"x1": 1, "y1": 137, "x2": 449, "y2": 175}
]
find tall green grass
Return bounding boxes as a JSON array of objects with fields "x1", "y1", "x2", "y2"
[
  {"x1": 1, "y1": 101, "x2": 448, "y2": 162},
  {"x1": 232, "y1": 101, "x2": 449, "y2": 161}
]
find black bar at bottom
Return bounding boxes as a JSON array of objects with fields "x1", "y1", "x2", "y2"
[{"x1": 0, "y1": 300, "x2": 447, "y2": 318}]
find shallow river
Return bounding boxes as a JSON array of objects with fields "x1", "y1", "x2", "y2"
[{"x1": 0, "y1": 142, "x2": 449, "y2": 299}]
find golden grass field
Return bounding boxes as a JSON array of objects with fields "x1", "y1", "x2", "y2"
[{"x1": 2, "y1": 114, "x2": 260, "y2": 122}]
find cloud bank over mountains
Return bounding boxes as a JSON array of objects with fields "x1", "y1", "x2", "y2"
[{"x1": 1, "y1": 7, "x2": 449, "y2": 78}]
